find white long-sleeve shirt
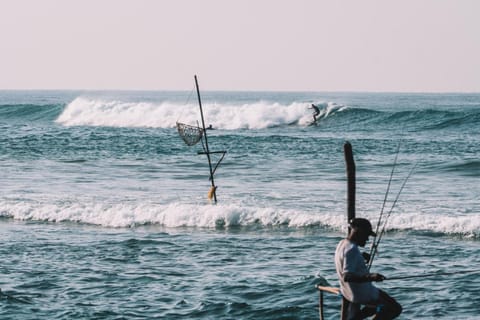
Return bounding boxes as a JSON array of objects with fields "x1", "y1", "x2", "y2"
[{"x1": 335, "y1": 239, "x2": 379, "y2": 304}]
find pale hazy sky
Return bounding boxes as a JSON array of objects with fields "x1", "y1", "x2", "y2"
[{"x1": 1, "y1": 0, "x2": 479, "y2": 92}]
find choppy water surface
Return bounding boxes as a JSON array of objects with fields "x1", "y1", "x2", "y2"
[{"x1": 1, "y1": 90, "x2": 479, "y2": 319}]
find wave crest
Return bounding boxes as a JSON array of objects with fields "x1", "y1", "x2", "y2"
[
  {"x1": 1, "y1": 200, "x2": 479, "y2": 238},
  {"x1": 55, "y1": 97, "x2": 346, "y2": 129}
]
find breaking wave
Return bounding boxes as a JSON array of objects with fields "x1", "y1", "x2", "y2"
[
  {"x1": 1, "y1": 199, "x2": 479, "y2": 238},
  {"x1": 55, "y1": 97, "x2": 480, "y2": 132},
  {"x1": 55, "y1": 97, "x2": 347, "y2": 129},
  {"x1": 1, "y1": 95, "x2": 476, "y2": 132}
]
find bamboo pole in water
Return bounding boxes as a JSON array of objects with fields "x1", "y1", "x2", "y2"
[{"x1": 194, "y1": 75, "x2": 217, "y2": 203}]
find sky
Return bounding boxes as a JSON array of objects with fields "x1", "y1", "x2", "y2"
[{"x1": 0, "y1": 0, "x2": 479, "y2": 92}]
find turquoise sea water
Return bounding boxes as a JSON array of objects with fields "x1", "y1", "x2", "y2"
[{"x1": 0, "y1": 90, "x2": 479, "y2": 319}]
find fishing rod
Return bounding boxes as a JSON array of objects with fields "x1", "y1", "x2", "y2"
[
  {"x1": 368, "y1": 162, "x2": 417, "y2": 271},
  {"x1": 385, "y1": 269, "x2": 480, "y2": 281},
  {"x1": 368, "y1": 141, "x2": 401, "y2": 266}
]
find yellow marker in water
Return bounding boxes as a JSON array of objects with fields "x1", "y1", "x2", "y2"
[{"x1": 207, "y1": 186, "x2": 217, "y2": 200}]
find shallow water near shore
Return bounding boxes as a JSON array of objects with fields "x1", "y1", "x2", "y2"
[{"x1": 1, "y1": 220, "x2": 480, "y2": 319}]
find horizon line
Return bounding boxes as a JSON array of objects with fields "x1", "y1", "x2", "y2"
[{"x1": 1, "y1": 88, "x2": 479, "y2": 95}]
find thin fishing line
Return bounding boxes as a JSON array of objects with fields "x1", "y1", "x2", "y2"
[
  {"x1": 177, "y1": 85, "x2": 196, "y2": 123},
  {"x1": 185, "y1": 85, "x2": 195, "y2": 106},
  {"x1": 198, "y1": 120, "x2": 207, "y2": 154},
  {"x1": 386, "y1": 269, "x2": 480, "y2": 281}
]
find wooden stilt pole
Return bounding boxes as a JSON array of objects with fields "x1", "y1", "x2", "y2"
[
  {"x1": 194, "y1": 75, "x2": 217, "y2": 203},
  {"x1": 319, "y1": 290, "x2": 324, "y2": 320},
  {"x1": 342, "y1": 141, "x2": 356, "y2": 320},
  {"x1": 344, "y1": 142, "x2": 356, "y2": 230}
]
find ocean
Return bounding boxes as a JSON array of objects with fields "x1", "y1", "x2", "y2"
[{"x1": 0, "y1": 90, "x2": 479, "y2": 319}]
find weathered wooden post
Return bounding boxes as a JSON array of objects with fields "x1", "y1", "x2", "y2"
[
  {"x1": 316, "y1": 142, "x2": 358, "y2": 320},
  {"x1": 341, "y1": 141, "x2": 356, "y2": 320},
  {"x1": 344, "y1": 141, "x2": 355, "y2": 228}
]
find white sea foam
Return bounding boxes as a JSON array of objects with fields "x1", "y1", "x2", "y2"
[
  {"x1": 0, "y1": 200, "x2": 326, "y2": 228},
  {"x1": 1, "y1": 200, "x2": 478, "y2": 236},
  {"x1": 56, "y1": 97, "x2": 345, "y2": 129}
]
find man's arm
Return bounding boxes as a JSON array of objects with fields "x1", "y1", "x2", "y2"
[{"x1": 343, "y1": 272, "x2": 385, "y2": 283}]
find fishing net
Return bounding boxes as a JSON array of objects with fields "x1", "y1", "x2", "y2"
[{"x1": 176, "y1": 122, "x2": 204, "y2": 146}]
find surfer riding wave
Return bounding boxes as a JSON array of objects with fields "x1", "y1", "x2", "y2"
[{"x1": 309, "y1": 104, "x2": 320, "y2": 124}]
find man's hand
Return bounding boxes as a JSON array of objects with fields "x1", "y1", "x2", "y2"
[
  {"x1": 368, "y1": 273, "x2": 386, "y2": 282},
  {"x1": 362, "y1": 252, "x2": 371, "y2": 263}
]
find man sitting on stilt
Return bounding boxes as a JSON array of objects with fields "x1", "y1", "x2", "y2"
[{"x1": 335, "y1": 218, "x2": 402, "y2": 319}]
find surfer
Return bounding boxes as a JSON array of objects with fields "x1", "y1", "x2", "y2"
[
  {"x1": 335, "y1": 218, "x2": 402, "y2": 319},
  {"x1": 309, "y1": 104, "x2": 320, "y2": 124}
]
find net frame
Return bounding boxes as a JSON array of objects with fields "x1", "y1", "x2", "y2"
[{"x1": 176, "y1": 122, "x2": 204, "y2": 146}]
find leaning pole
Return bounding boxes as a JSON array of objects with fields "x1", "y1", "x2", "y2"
[{"x1": 194, "y1": 75, "x2": 217, "y2": 203}]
